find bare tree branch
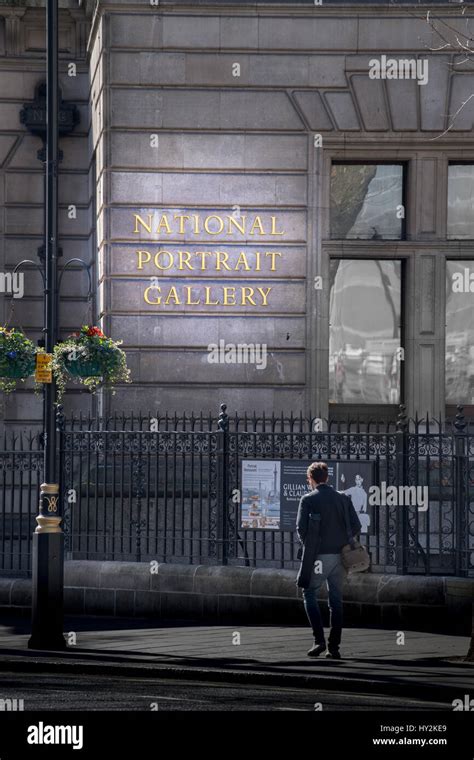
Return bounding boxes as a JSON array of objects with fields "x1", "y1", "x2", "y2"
[{"x1": 430, "y1": 92, "x2": 474, "y2": 141}]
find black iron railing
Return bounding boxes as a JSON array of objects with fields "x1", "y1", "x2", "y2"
[{"x1": 0, "y1": 404, "x2": 473, "y2": 577}]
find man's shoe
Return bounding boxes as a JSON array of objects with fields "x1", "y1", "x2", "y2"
[
  {"x1": 307, "y1": 643, "x2": 326, "y2": 658},
  {"x1": 325, "y1": 649, "x2": 341, "y2": 660}
]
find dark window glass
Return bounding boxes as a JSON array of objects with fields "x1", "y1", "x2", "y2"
[
  {"x1": 330, "y1": 164, "x2": 404, "y2": 240},
  {"x1": 446, "y1": 261, "x2": 474, "y2": 404},
  {"x1": 447, "y1": 165, "x2": 474, "y2": 239},
  {"x1": 329, "y1": 259, "x2": 402, "y2": 404}
]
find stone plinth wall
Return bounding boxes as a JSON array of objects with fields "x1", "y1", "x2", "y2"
[{"x1": 0, "y1": 561, "x2": 472, "y2": 635}]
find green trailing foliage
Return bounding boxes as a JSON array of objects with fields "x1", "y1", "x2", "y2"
[
  {"x1": 0, "y1": 327, "x2": 37, "y2": 393},
  {"x1": 52, "y1": 325, "x2": 131, "y2": 400}
]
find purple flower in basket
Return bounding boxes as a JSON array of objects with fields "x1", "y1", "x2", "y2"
[{"x1": 6, "y1": 350, "x2": 17, "y2": 359}]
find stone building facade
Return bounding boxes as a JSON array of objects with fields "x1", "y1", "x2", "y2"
[{"x1": 1, "y1": 0, "x2": 474, "y2": 427}]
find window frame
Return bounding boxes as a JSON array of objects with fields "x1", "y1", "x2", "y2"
[
  {"x1": 327, "y1": 255, "x2": 405, "y2": 410},
  {"x1": 447, "y1": 162, "x2": 474, "y2": 241},
  {"x1": 445, "y1": 257, "x2": 474, "y2": 411},
  {"x1": 329, "y1": 160, "x2": 408, "y2": 242}
]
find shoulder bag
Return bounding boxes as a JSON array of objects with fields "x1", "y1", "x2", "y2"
[{"x1": 339, "y1": 494, "x2": 370, "y2": 574}]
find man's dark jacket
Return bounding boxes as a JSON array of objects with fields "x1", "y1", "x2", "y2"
[{"x1": 295, "y1": 483, "x2": 362, "y2": 588}]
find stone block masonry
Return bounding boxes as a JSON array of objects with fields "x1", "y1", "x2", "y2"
[{"x1": 0, "y1": 561, "x2": 472, "y2": 636}]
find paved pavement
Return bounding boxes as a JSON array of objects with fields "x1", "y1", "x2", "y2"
[{"x1": 0, "y1": 616, "x2": 471, "y2": 704}]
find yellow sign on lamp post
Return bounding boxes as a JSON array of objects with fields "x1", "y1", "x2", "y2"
[{"x1": 35, "y1": 353, "x2": 53, "y2": 383}]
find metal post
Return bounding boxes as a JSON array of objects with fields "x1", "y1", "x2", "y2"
[
  {"x1": 28, "y1": 0, "x2": 65, "y2": 650},
  {"x1": 454, "y1": 406, "x2": 467, "y2": 577},
  {"x1": 396, "y1": 404, "x2": 408, "y2": 574},
  {"x1": 217, "y1": 404, "x2": 229, "y2": 566}
]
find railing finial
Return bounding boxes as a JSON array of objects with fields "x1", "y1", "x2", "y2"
[
  {"x1": 55, "y1": 404, "x2": 65, "y2": 432},
  {"x1": 454, "y1": 404, "x2": 466, "y2": 433},
  {"x1": 218, "y1": 403, "x2": 229, "y2": 431},
  {"x1": 396, "y1": 403, "x2": 408, "y2": 432}
]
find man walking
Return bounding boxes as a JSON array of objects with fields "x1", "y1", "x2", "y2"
[{"x1": 296, "y1": 461, "x2": 361, "y2": 659}]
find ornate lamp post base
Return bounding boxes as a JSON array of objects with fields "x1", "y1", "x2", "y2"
[{"x1": 28, "y1": 483, "x2": 66, "y2": 651}]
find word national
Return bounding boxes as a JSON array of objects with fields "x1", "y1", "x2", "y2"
[
  {"x1": 27, "y1": 722, "x2": 83, "y2": 750},
  {"x1": 368, "y1": 55, "x2": 428, "y2": 85},
  {"x1": 207, "y1": 340, "x2": 267, "y2": 370},
  {"x1": 133, "y1": 213, "x2": 285, "y2": 237}
]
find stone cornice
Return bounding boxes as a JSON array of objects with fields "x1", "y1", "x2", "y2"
[
  {"x1": 0, "y1": 0, "x2": 466, "y2": 18},
  {"x1": 0, "y1": 0, "x2": 81, "y2": 9},
  {"x1": 81, "y1": 0, "x2": 473, "y2": 19}
]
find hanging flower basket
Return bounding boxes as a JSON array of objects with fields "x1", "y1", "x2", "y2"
[
  {"x1": 65, "y1": 358, "x2": 103, "y2": 378},
  {"x1": 0, "y1": 327, "x2": 37, "y2": 393},
  {"x1": 53, "y1": 325, "x2": 131, "y2": 399}
]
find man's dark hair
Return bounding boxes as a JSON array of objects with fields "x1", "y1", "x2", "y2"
[{"x1": 307, "y1": 461, "x2": 328, "y2": 484}]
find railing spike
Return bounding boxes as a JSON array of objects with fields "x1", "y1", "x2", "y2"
[{"x1": 455, "y1": 404, "x2": 466, "y2": 433}]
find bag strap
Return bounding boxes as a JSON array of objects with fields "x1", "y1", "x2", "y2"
[{"x1": 339, "y1": 493, "x2": 355, "y2": 548}]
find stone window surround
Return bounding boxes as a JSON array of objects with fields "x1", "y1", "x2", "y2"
[{"x1": 306, "y1": 146, "x2": 474, "y2": 419}]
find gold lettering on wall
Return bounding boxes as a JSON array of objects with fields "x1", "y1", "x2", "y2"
[
  {"x1": 142, "y1": 285, "x2": 273, "y2": 308},
  {"x1": 133, "y1": 213, "x2": 285, "y2": 237},
  {"x1": 132, "y1": 212, "x2": 288, "y2": 309},
  {"x1": 135, "y1": 249, "x2": 283, "y2": 273}
]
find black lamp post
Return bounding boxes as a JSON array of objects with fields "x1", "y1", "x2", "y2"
[
  {"x1": 28, "y1": 0, "x2": 64, "y2": 651},
  {"x1": 17, "y1": 0, "x2": 80, "y2": 650}
]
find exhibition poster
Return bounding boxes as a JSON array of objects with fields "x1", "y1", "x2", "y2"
[{"x1": 241, "y1": 459, "x2": 375, "y2": 532}]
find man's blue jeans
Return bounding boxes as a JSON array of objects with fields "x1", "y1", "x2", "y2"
[{"x1": 302, "y1": 553, "x2": 346, "y2": 649}]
